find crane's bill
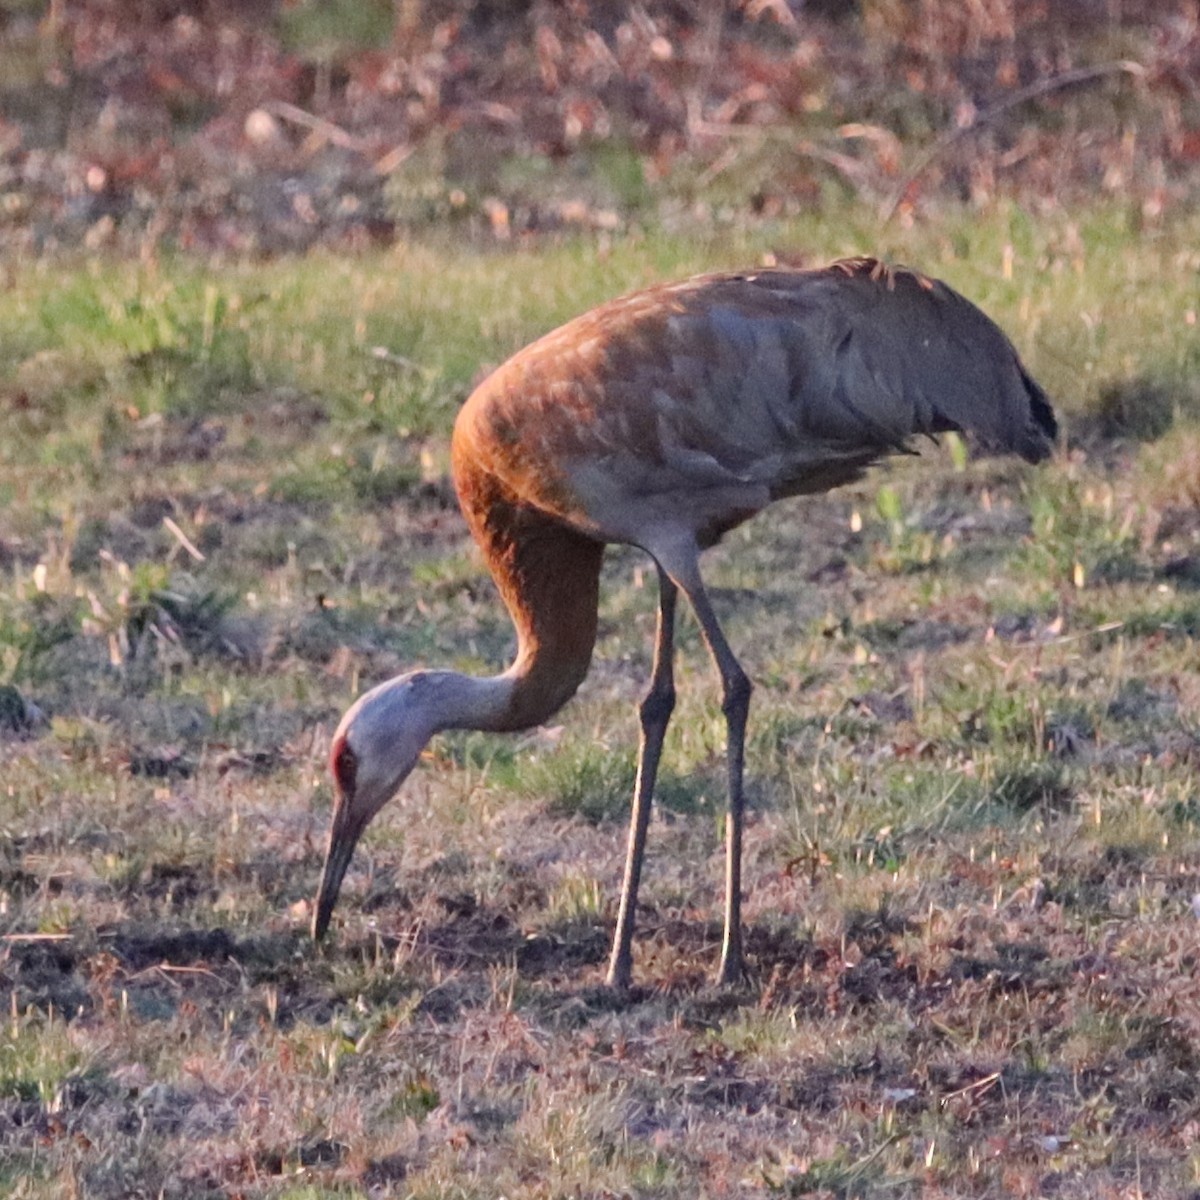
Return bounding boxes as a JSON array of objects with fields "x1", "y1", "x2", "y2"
[{"x1": 311, "y1": 804, "x2": 368, "y2": 940}]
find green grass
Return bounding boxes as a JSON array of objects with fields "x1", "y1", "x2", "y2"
[{"x1": 2, "y1": 205, "x2": 1200, "y2": 1196}]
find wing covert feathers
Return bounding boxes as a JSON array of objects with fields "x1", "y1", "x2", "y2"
[
  {"x1": 453, "y1": 256, "x2": 1056, "y2": 545},
  {"x1": 736, "y1": 258, "x2": 1057, "y2": 465}
]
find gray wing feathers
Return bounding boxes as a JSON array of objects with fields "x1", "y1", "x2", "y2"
[
  {"x1": 729, "y1": 265, "x2": 1054, "y2": 467},
  {"x1": 811, "y1": 269, "x2": 1055, "y2": 461},
  {"x1": 610, "y1": 262, "x2": 1055, "y2": 499}
]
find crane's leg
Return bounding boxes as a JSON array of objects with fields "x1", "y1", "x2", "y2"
[
  {"x1": 663, "y1": 556, "x2": 752, "y2": 986},
  {"x1": 608, "y1": 567, "x2": 677, "y2": 990}
]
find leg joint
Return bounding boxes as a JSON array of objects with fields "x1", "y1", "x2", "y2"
[
  {"x1": 721, "y1": 668, "x2": 752, "y2": 719},
  {"x1": 639, "y1": 682, "x2": 676, "y2": 728}
]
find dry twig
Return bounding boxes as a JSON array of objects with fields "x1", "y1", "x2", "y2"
[{"x1": 880, "y1": 60, "x2": 1147, "y2": 223}]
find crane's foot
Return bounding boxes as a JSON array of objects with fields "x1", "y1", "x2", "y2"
[
  {"x1": 605, "y1": 967, "x2": 632, "y2": 992},
  {"x1": 716, "y1": 932, "x2": 749, "y2": 987},
  {"x1": 606, "y1": 946, "x2": 634, "y2": 993},
  {"x1": 715, "y1": 958, "x2": 749, "y2": 987}
]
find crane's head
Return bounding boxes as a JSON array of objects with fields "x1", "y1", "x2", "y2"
[{"x1": 312, "y1": 674, "x2": 436, "y2": 941}]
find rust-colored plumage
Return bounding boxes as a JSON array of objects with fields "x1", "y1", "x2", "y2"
[{"x1": 313, "y1": 258, "x2": 1057, "y2": 987}]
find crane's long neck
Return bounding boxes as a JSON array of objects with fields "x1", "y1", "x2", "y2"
[
  {"x1": 315, "y1": 482, "x2": 602, "y2": 941},
  {"x1": 450, "y1": 459, "x2": 605, "y2": 734},
  {"x1": 409, "y1": 668, "x2": 526, "y2": 735}
]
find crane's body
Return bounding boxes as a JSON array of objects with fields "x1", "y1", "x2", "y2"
[{"x1": 313, "y1": 258, "x2": 1057, "y2": 987}]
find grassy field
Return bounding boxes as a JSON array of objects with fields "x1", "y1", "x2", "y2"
[{"x1": 3, "y1": 204, "x2": 1200, "y2": 1197}]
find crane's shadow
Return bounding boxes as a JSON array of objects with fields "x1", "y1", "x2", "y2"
[
  {"x1": 324, "y1": 898, "x2": 839, "y2": 1024},
  {"x1": 3, "y1": 896, "x2": 922, "y2": 1038}
]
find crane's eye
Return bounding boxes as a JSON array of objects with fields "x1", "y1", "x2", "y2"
[{"x1": 330, "y1": 737, "x2": 357, "y2": 796}]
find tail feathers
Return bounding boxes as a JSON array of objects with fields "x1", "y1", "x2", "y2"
[
  {"x1": 753, "y1": 259, "x2": 1059, "y2": 468},
  {"x1": 931, "y1": 359, "x2": 1057, "y2": 465},
  {"x1": 1016, "y1": 365, "x2": 1059, "y2": 461},
  {"x1": 827, "y1": 262, "x2": 1059, "y2": 465}
]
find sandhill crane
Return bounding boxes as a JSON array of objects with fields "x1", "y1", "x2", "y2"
[{"x1": 312, "y1": 257, "x2": 1057, "y2": 988}]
